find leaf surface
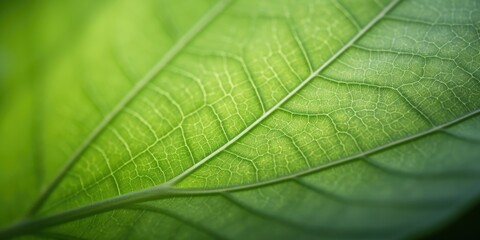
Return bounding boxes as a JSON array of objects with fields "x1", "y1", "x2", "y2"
[{"x1": 0, "y1": 0, "x2": 480, "y2": 239}]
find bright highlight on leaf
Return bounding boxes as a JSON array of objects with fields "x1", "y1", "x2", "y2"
[{"x1": 0, "y1": 0, "x2": 479, "y2": 239}]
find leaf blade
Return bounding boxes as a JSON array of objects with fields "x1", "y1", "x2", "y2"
[{"x1": 0, "y1": 0, "x2": 479, "y2": 239}]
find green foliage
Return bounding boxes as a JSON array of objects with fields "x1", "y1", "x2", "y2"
[{"x1": 0, "y1": 0, "x2": 479, "y2": 239}]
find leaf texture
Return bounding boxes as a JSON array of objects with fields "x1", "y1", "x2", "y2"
[{"x1": 0, "y1": 0, "x2": 480, "y2": 239}]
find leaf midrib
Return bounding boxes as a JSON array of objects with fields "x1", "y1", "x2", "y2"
[{"x1": 179, "y1": 109, "x2": 480, "y2": 194}]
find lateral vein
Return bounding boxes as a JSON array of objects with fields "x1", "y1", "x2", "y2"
[{"x1": 165, "y1": 0, "x2": 403, "y2": 186}]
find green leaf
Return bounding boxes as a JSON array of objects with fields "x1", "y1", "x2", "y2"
[{"x1": 1, "y1": 0, "x2": 480, "y2": 239}]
